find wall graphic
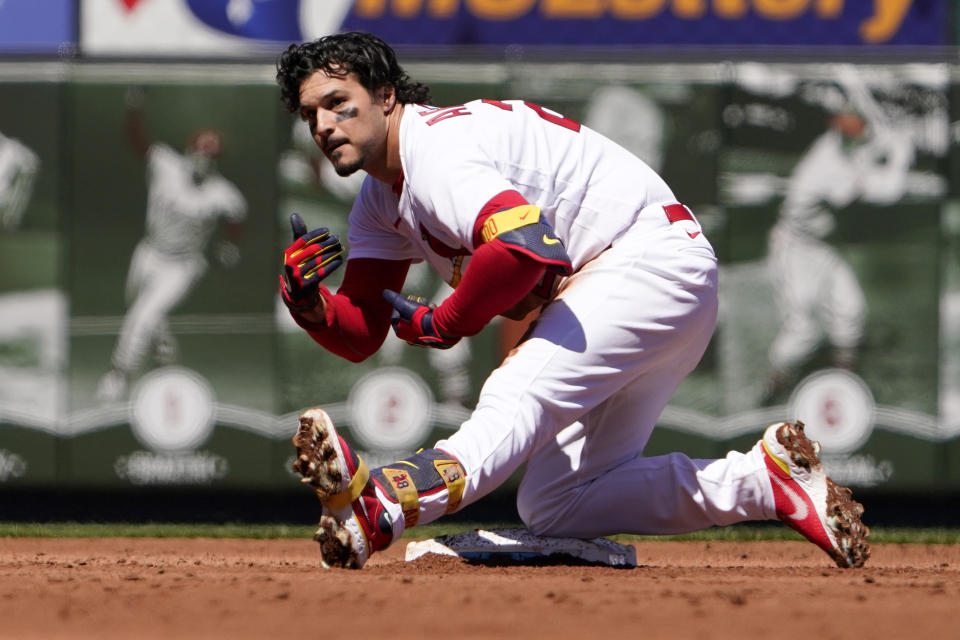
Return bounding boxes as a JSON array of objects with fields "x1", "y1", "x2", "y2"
[{"x1": 0, "y1": 60, "x2": 957, "y2": 496}]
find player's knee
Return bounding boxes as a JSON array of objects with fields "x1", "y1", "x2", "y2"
[
  {"x1": 516, "y1": 484, "x2": 538, "y2": 530},
  {"x1": 516, "y1": 485, "x2": 562, "y2": 535},
  {"x1": 517, "y1": 503, "x2": 548, "y2": 535}
]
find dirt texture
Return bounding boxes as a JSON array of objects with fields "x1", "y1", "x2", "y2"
[{"x1": 0, "y1": 537, "x2": 956, "y2": 639}]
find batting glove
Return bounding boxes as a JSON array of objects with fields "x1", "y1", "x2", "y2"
[
  {"x1": 382, "y1": 289, "x2": 460, "y2": 350},
  {"x1": 280, "y1": 213, "x2": 343, "y2": 313}
]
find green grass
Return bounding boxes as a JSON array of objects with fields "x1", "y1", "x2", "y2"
[{"x1": 0, "y1": 522, "x2": 958, "y2": 544}]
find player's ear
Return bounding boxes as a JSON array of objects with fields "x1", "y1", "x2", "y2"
[{"x1": 378, "y1": 85, "x2": 397, "y2": 113}]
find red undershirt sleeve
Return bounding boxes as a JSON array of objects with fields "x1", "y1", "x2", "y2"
[
  {"x1": 431, "y1": 238, "x2": 545, "y2": 338},
  {"x1": 292, "y1": 257, "x2": 410, "y2": 362}
]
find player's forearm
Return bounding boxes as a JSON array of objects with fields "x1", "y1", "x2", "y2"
[
  {"x1": 292, "y1": 257, "x2": 409, "y2": 362},
  {"x1": 124, "y1": 108, "x2": 151, "y2": 157},
  {"x1": 857, "y1": 135, "x2": 915, "y2": 204},
  {"x1": 294, "y1": 289, "x2": 391, "y2": 362},
  {"x1": 432, "y1": 239, "x2": 546, "y2": 338}
]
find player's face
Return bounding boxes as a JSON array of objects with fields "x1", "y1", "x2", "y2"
[
  {"x1": 187, "y1": 130, "x2": 221, "y2": 181},
  {"x1": 298, "y1": 70, "x2": 392, "y2": 177},
  {"x1": 831, "y1": 112, "x2": 867, "y2": 141}
]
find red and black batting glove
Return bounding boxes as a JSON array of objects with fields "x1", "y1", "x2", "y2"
[
  {"x1": 280, "y1": 212, "x2": 343, "y2": 313},
  {"x1": 382, "y1": 290, "x2": 460, "y2": 350}
]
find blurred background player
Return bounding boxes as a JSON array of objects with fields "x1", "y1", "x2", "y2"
[
  {"x1": 0, "y1": 130, "x2": 39, "y2": 231},
  {"x1": 276, "y1": 32, "x2": 868, "y2": 570},
  {"x1": 0, "y1": 129, "x2": 64, "y2": 427},
  {"x1": 763, "y1": 69, "x2": 915, "y2": 401},
  {"x1": 96, "y1": 88, "x2": 248, "y2": 402},
  {"x1": 584, "y1": 84, "x2": 666, "y2": 172}
]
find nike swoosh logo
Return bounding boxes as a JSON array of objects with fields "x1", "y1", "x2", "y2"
[
  {"x1": 687, "y1": 230, "x2": 701, "y2": 239},
  {"x1": 770, "y1": 473, "x2": 809, "y2": 522},
  {"x1": 542, "y1": 234, "x2": 560, "y2": 245}
]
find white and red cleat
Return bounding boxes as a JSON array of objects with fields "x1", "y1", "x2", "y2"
[
  {"x1": 760, "y1": 421, "x2": 870, "y2": 568},
  {"x1": 292, "y1": 408, "x2": 397, "y2": 569}
]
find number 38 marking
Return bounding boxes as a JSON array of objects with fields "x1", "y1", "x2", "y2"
[{"x1": 482, "y1": 99, "x2": 581, "y2": 132}]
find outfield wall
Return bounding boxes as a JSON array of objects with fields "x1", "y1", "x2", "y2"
[{"x1": 0, "y1": 57, "x2": 958, "y2": 504}]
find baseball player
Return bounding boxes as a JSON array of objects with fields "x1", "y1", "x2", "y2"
[
  {"x1": 0, "y1": 130, "x2": 40, "y2": 231},
  {"x1": 277, "y1": 32, "x2": 869, "y2": 569},
  {"x1": 764, "y1": 71, "x2": 914, "y2": 401},
  {"x1": 96, "y1": 89, "x2": 247, "y2": 402}
]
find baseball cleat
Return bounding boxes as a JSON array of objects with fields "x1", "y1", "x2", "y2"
[
  {"x1": 292, "y1": 408, "x2": 395, "y2": 569},
  {"x1": 760, "y1": 420, "x2": 870, "y2": 568}
]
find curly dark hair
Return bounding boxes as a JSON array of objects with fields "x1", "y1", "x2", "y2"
[{"x1": 276, "y1": 31, "x2": 431, "y2": 113}]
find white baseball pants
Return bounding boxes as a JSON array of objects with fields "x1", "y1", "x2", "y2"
[
  {"x1": 425, "y1": 205, "x2": 776, "y2": 536},
  {"x1": 112, "y1": 242, "x2": 205, "y2": 372},
  {"x1": 767, "y1": 223, "x2": 866, "y2": 373}
]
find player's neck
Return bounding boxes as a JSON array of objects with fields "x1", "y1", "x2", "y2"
[{"x1": 365, "y1": 103, "x2": 405, "y2": 186}]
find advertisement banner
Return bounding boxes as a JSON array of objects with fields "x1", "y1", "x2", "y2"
[
  {"x1": 81, "y1": 0, "x2": 351, "y2": 57},
  {"x1": 79, "y1": 1, "x2": 949, "y2": 57},
  {"x1": 0, "y1": 0, "x2": 75, "y2": 55},
  {"x1": 342, "y1": 0, "x2": 948, "y2": 47}
]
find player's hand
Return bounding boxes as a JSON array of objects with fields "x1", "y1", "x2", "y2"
[
  {"x1": 382, "y1": 290, "x2": 460, "y2": 350},
  {"x1": 280, "y1": 213, "x2": 343, "y2": 313},
  {"x1": 213, "y1": 240, "x2": 241, "y2": 268}
]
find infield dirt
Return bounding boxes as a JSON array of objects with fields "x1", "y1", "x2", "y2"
[{"x1": 0, "y1": 537, "x2": 955, "y2": 639}]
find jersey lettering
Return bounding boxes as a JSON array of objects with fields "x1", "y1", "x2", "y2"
[
  {"x1": 481, "y1": 99, "x2": 513, "y2": 111},
  {"x1": 524, "y1": 102, "x2": 581, "y2": 132},
  {"x1": 423, "y1": 105, "x2": 472, "y2": 126},
  {"x1": 480, "y1": 99, "x2": 581, "y2": 132},
  {"x1": 422, "y1": 101, "x2": 580, "y2": 132}
]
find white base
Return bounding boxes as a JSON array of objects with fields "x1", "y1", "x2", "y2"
[{"x1": 405, "y1": 528, "x2": 637, "y2": 567}]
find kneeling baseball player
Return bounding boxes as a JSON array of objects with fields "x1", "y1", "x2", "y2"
[{"x1": 275, "y1": 32, "x2": 870, "y2": 570}]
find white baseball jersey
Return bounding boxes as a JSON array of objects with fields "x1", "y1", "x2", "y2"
[
  {"x1": 346, "y1": 99, "x2": 677, "y2": 283},
  {"x1": 144, "y1": 143, "x2": 247, "y2": 256},
  {"x1": 779, "y1": 128, "x2": 913, "y2": 238},
  {"x1": 0, "y1": 132, "x2": 39, "y2": 229}
]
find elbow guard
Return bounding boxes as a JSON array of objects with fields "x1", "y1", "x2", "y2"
[{"x1": 479, "y1": 204, "x2": 572, "y2": 276}]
